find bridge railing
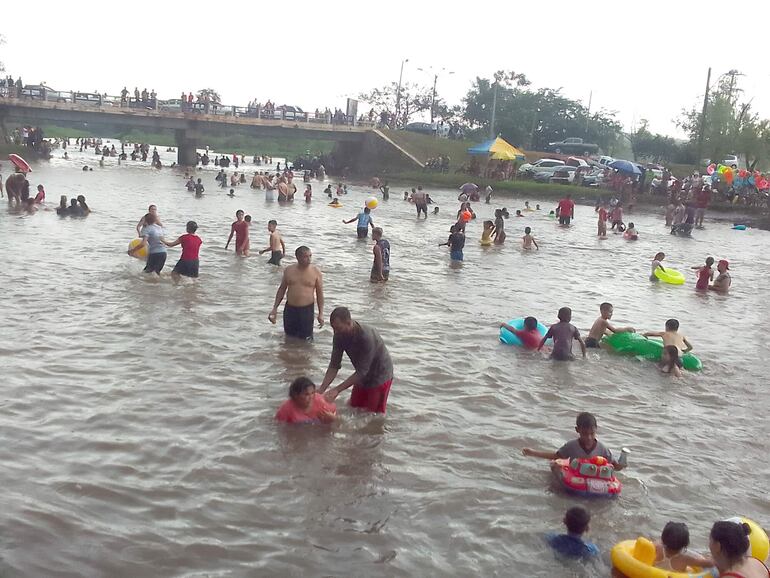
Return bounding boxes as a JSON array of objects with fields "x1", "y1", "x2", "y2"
[{"x1": 0, "y1": 88, "x2": 377, "y2": 129}]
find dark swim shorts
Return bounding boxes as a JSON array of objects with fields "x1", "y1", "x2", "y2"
[
  {"x1": 267, "y1": 250, "x2": 283, "y2": 265},
  {"x1": 172, "y1": 258, "x2": 199, "y2": 278},
  {"x1": 144, "y1": 252, "x2": 167, "y2": 274},
  {"x1": 283, "y1": 303, "x2": 315, "y2": 340},
  {"x1": 357, "y1": 227, "x2": 369, "y2": 239},
  {"x1": 585, "y1": 337, "x2": 601, "y2": 348}
]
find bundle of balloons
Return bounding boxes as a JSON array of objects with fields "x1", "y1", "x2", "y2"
[{"x1": 706, "y1": 164, "x2": 769, "y2": 190}]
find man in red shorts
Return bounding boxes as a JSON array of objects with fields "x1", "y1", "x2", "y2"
[{"x1": 319, "y1": 307, "x2": 393, "y2": 413}]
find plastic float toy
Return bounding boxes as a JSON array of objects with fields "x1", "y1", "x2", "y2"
[
  {"x1": 654, "y1": 267, "x2": 686, "y2": 285},
  {"x1": 603, "y1": 332, "x2": 702, "y2": 371},
  {"x1": 611, "y1": 537, "x2": 718, "y2": 578},
  {"x1": 499, "y1": 317, "x2": 549, "y2": 347},
  {"x1": 128, "y1": 238, "x2": 147, "y2": 260},
  {"x1": 551, "y1": 456, "x2": 622, "y2": 497}
]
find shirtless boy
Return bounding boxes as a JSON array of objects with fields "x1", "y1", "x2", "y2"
[
  {"x1": 643, "y1": 319, "x2": 693, "y2": 354},
  {"x1": 225, "y1": 209, "x2": 249, "y2": 256},
  {"x1": 522, "y1": 226, "x2": 539, "y2": 250},
  {"x1": 585, "y1": 302, "x2": 635, "y2": 348},
  {"x1": 259, "y1": 219, "x2": 286, "y2": 265},
  {"x1": 268, "y1": 246, "x2": 325, "y2": 340}
]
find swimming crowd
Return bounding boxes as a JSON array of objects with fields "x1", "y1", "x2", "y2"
[{"x1": 6, "y1": 149, "x2": 763, "y2": 577}]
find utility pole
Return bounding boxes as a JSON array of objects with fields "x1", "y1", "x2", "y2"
[
  {"x1": 696, "y1": 67, "x2": 711, "y2": 168},
  {"x1": 430, "y1": 73, "x2": 438, "y2": 124},
  {"x1": 395, "y1": 58, "x2": 408, "y2": 129},
  {"x1": 489, "y1": 81, "x2": 498, "y2": 139}
]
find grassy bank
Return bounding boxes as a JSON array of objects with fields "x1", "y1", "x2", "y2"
[{"x1": 38, "y1": 124, "x2": 336, "y2": 159}]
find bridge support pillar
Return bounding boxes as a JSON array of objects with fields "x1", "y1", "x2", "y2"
[{"x1": 175, "y1": 129, "x2": 199, "y2": 167}]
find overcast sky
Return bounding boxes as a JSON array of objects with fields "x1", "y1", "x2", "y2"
[{"x1": 3, "y1": 0, "x2": 768, "y2": 140}]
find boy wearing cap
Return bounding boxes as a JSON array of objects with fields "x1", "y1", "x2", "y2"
[{"x1": 710, "y1": 260, "x2": 731, "y2": 292}]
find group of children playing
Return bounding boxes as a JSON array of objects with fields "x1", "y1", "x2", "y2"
[
  {"x1": 499, "y1": 302, "x2": 693, "y2": 377},
  {"x1": 523, "y1": 413, "x2": 767, "y2": 577}
]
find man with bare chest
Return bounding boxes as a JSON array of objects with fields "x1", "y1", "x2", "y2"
[{"x1": 268, "y1": 246, "x2": 324, "y2": 340}]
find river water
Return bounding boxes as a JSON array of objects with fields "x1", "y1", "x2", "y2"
[{"x1": 1, "y1": 144, "x2": 768, "y2": 577}]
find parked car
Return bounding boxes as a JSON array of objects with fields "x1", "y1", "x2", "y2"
[
  {"x1": 598, "y1": 155, "x2": 615, "y2": 167},
  {"x1": 159, "y1": 98, "x2": 185, "y2": 111},
  {"x1": 544, "y1": 137, "x2": 600, "y2": 156},
  {"x1": 519, "y1": 158, "x2": 564, "y2": 177},
  {"x1": 405, "y1": 122, "x2": 434, "y2": 135},
  {"x1": 532, "y1": 164, "x2": 573, "y2": 182},
  {"x1": 550, "y1": 166, "x2": 579, "y2": 184},
  {"x1": 723, "y1": 154, "x2": 739, "y2": 169},
  {"x1": 565, "y1": 157, "x2": 590, "y2": 168},
  {"x1": 73, "y1": 92, "x2": 103, "y2": 106},
  {"x1": 579, "y1": 167, "x2": 606, "y2": 187}
]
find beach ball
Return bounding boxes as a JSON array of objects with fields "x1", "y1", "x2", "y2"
[
  {"x1": 365, "y1": 197, "x2": 378, "y2": 210},
  {"x1": 462, "y1": 210, "x2": 472, "y2": 222},
  {"x1": 128, "y1": 238, "x2": 147, "y2": 260}
]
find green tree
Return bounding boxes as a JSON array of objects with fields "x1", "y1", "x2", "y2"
[
  {"x1": 630, "y1": 119, "x2": 680, "y2": 163},
  {"x1": 358, "y1": 82, "x2": 443, "y2": 128},
  {"x1": 462, "y1": 72, "x2": 622, "y2": 153},
  {"x1": 197, "y1": 88, "x2": 222, "y2": 104}
]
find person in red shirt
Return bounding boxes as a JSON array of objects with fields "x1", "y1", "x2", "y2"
[
  {"x1": 691, "y1": 256, "x2": 714, "y2": 291},
  {"x1": 694, "y1": 186, "x2": 710, "y2": 229},
  {"x1": 556, "y1": 194, "x2": 575, "y2": 225},
  {"x1": 225, "y1": 209, "x2": 250, "y2": 256},
  {"x1": 164, "y1": 220, "x2": 203, "y2": 280},
  {"x1": 499, "y1": 317, "x2": 543, "y2": 350},
  {"x1": 275, "y1": 377, "x2": 337, "y2": 424},
  {"x1": 596, "y1": 204, "x2": 608, "y2": 238},
  {"x1": 34, "y1": 184, "x2": 45, "y2": 204}
]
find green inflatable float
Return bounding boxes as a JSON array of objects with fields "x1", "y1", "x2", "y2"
[{"x1": 602, "y1": 332, "x2": 702, "y2": 372}]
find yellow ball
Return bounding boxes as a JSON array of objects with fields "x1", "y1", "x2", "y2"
[
  {"x1": 128, "y1": 238, "x2": 147, "y2": 260},
  {"x1": 365, "y1": 197, "x2": 378, "y2": 210}
]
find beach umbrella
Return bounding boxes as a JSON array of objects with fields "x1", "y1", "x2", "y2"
[
  {"x1": 9, "y1": 153, "x2": 32, "y2": 173},
  {"x1": 467, "y1": 137, "x2": 525, "y2": 161},
  {"x1": 460, "y1": 182, "x2": 479, "y2": 195},
  {"x1": 609, "y1": 160, "x2": 641, "y2": 175}
]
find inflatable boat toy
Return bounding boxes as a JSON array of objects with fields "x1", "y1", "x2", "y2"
[{"x1": 551, "y1": 456, "x2": 621, "y2": 497}]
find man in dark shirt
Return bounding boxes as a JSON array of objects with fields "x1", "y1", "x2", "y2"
[{"x1": 319, "y1": 307, "x2": 393, "y2": 413}]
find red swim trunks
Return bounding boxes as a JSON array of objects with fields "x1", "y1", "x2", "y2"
[{"x1": 349, "y1": 378, "x2": 393, "y2": 413}]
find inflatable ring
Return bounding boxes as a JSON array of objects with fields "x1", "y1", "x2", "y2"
[
  {"x1": 732, "y1": 224, "x2": 747, "y2": 230},
  {"x1": 328, "y1": 203, "x2": 343, "y2": 208},
  {"x1": 128, "y1": 238, "x2": 147, "y2": 260},
  {"x1": 499, "y1": 317, "x2": 549, "y2": 347},
  {"x1": 612, "y1": 537, "x2": 717, "y2": 578},
  {"x1": 552, "y1": 457, "x2": 621, "y2": 497},
  {"x1": 654, "y1": 267, "x2": 685, "y2": 285},
  {"x1": 723, "y1": 517, "x2": 769, "y2": 562},
  {"x1": 603, "y1": 332, "x2": 702, "y2": 371},
  {"x1": 480, "y1": 239, "x2": 493, "y2": 246}
]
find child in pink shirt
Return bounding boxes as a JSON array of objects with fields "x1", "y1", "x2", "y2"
[{"x1": 275, "y1": 377, "x2": 337, "y2": 424}]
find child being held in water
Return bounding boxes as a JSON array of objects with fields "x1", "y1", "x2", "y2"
[
  {"x1": 653, "y1": 522, "x2": 713, "y2": 571},
  {"x1": 499, "y1": 317, "x2": 542, "y2": 350},
  {"x1": 546, "y1": 506, "x2": 599, "y2": 560},
  {"x1": 481, "y1": 220, "x2": 494, "y2": 246},
  {"x1": 644, "y1": 318, "x2": 693, "y2": 354},
  {"x1": 522, "y1": 226, "x2": 539, "y2": 250},
  {"x1": 585, "y1": 302, "x2": 634, "y2": 348},
  {"x1": 659, "y1": 345, "x2": 683, "y2": 377},
  {"x1": 275, "y1": 377, "x2": 337, "y2": 424}
]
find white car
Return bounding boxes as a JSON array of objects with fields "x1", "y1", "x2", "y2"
[
  {"x1": 723, "y1": 155, "x2": 739, "y2": 169},
  {"x1": 519, "y1": 158, "x2": 564, "y2": 176}
]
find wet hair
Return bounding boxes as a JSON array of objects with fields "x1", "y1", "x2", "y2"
[
  {"x1": 705, "y1": 256, "x2": 715, "y2": 266},
  {"x1": 289, "y1": 377, "x2": 315, "y2": 399},
  {"x1": 268, "y1": 219, "x2": 277, "y2": 226},
  {"x1": 576, "y1": 412, "x2": 598, "y2": 430},
  {"x1": 665, "y1": 319, "x2": 680, "y2": 331},
  {"x1": 661, "y1": 522, "x2": 690, "y2": 551},
  {"x1": 710, "y1": 521, "x2": 751, "y2": 563},
  {"x1": 330, "y1": 306, "x2": 351, "y2": 325},
  {"x1": 524, "y1": 316, "x2": 538, "y2": 331},
  {"x1": 557, "y1": 307, "x2": 572, "y2": 322},
  {"x1": 524, "y1": 227, "x2": 532, "y2": 234},
  {"x1": 654, "y1": 252, "x2": 665, "y2": 260},
  {"x1": 145, "y1": 213, "x2": 157, "y2": 225},
  {"x1": 364, "y1": 207, "x2": 371, "y2": 214},
  {"x1": 600, "y1": 302, "x2": 613, "y2": 314},
  {"x1": 564, "y1": 506, "x2": 590, "y2": 535},
  {"x1": 186, "y1": 221, "x2": 198, "y2": 233},
  {"x1": 628, "y1": 222, "x2": 635, "y2": 228},
  {"x1": 295, "y1": 245, "x2": 310, "y2": 258},
  {"x1": 37, "y1": 184, "x2": 44, "y2": 191},
  {"x1": 236, "y1": 209, "x2": 244, "y2": 217},
  {"x1": 494, "y1": 209, "x2": 501, "y2": 217},
  {"x1": 245, "y1": 215, "x2": 252, "y2": 223},
  {"x1": 515, "y1": 209, "x2": 522, "y2": 215},
  {"x1": 372, "y1": 227, "x2": 383, "y2": 238},
  {"x1": 484, "y1": 220, "x2": 493, "y2": 228}
]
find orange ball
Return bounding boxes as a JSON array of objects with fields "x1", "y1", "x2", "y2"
[{"x1": 462, "y1": 210, "x2": 472, "y2": 222}]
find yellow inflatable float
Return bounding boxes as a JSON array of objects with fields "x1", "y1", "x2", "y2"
[{"x1": 612, "y1": 518, "x2": 769, "y2": 578}]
